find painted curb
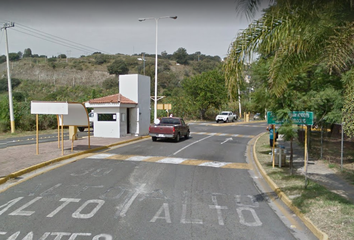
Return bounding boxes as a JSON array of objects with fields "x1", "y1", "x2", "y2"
[
  {"x1": 253, "y1": 133, "x2": 328, "y2": 240},
  {"x1": 0, "y1": 135, "x2": 150, "y2": 186}
]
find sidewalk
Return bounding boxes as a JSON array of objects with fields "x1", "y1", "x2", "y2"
[
  {"x1": 275, "y1": 136, "x2": 354, "y2": 203},
  {"x1": 0, "y1": 134, "x2": 143, "y2": 181}
]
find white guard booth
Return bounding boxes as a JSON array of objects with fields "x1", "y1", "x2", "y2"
[{"x1": 85, "y1": 74, "x2": 150, "y2": 138}]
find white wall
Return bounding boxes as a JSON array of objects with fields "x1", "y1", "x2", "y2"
[
  {"x1": 93, "y1": 107, "x2": 119, "y2": 138},
  {"x1": 119, "y1": 74, "x2": 150, "y2": 136}
]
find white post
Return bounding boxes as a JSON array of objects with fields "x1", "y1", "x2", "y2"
[
  {"x1": 154, "y1": 18, "x2": 158, "y2": 124},
  {"x1": 138, "y1": 16, "x2": 177, "y2": 124},
  {"x1": 3, "y1": 23, "x2": 15, "y2": 133},
  {"x1": 238, "y1": 85, "x2": 241, "y2": 118}
]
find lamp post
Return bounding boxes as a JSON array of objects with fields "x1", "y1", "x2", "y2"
[
  {"x1": 2, "y1": 22, "x2": 15, "y2": 133},
  {"x1": 139, "y1": 16, "x2": 177, "y2": 124}
]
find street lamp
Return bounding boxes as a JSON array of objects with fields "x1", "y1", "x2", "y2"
[{"x1": 139, "y1": 16, "x2": 177, "y2": 124}]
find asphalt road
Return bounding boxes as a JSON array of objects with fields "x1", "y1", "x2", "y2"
[
  {"x1": 0, "y1": 131, "x2": 92, "y2": 149},
  {"x1": 0, "y1": 122, "x2": 316, "y2": 239}
]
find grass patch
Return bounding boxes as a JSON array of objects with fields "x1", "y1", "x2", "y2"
[{"x1": 256, "y1": 133, "x2": 354, "y2": 239}]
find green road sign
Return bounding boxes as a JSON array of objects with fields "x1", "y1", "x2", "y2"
[{"x1": 267, "y1": 111, "x2": 314, "y2": 125}]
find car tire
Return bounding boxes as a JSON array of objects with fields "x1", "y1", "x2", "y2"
[
  {"x1": 78, "y1": 127, "x2": 85, "y2": 132},
  {"x1": 184, "y1": 130, "x2": 190, "y2": 139},
  {"x1": 152, "y1": 136, "x2": 157, "y2": 142},
  {"x1": 175, "y1": 133, "x2": 180, "y2": 142},
  {"x1": 216, "y1": 120, "x2": 219, "y2": 123}
]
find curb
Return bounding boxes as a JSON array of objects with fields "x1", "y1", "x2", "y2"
[
  {"x1": 0, "y1": 135, "x2": 150, "y2": 186},
  {"x1": 253, "y1": 133, "x2": 328, "y2": 240}
]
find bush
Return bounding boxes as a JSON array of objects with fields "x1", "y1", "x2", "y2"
[
  {"x1": 102, "y1": 78, "x2": 118, "y2": 90},
  {"x1": 107, "y1": 59, "x2": 129, "y2": 75}
]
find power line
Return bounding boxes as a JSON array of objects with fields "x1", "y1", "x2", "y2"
[
  {"x1": 12, "y1": 28, "x2": 96, "y2": 54},
  {"x1": 15, "y1": 23, "x2": 109, "y2": 54},
  {"x1": 0, "y1": 19, "x2": 110, "y2": 55}
]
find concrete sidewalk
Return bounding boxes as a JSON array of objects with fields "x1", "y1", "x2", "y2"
[
  {"x1": 0, "y1": 134, "x2": 145, "y2": 182},
  {"x1": 275, "y1": 136, "x2": 354, "y2": 203}
]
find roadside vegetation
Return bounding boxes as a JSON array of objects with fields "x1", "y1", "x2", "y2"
[{"x1": 256, "y1": 133, "x2": 354, "y2": 240}]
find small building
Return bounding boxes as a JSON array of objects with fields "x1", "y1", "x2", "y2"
[{"x1": 85, "y1": 74, "x2": 150, "y2": 138}]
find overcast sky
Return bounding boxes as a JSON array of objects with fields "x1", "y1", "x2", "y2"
[{"x1": 0, "y1": 0, "x2": 266, "y2": 59}]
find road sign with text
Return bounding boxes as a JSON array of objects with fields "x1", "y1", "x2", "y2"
[{"x1": 267, "y1": 111, "x2": 313, "y2": 125}]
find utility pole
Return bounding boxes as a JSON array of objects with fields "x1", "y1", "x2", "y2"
[{"x1": 2, "y1": 22, "x2": 15, "y2": 133}]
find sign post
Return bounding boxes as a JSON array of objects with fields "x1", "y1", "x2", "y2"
[{"x1": 267, "y1": 111, "x2": 314, "y2": 170}]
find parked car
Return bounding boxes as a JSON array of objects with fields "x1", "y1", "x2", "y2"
[
  {"x1": 253, "y1": 113, "x2": 261, "y2": 120},
  {"x1": 78, "y1": 111, "x2": 94, "y2": 132},
  {"x1": 149, "y1": 117, "x2": 190, "y2": 142},
  {"x1": 215, "y1": 111, "x2": 237, "y2": 123}
]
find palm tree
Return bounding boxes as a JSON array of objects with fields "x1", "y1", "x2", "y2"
[{"x1": 225, "y1": 0, "x2": 354, "y2": 97}]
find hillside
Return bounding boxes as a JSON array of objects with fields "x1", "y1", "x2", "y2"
[{"x1": 0, "y1": 53, "x2": 213, "y2": 87}]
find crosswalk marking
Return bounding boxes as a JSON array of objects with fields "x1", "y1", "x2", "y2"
[{"x1": 88, "y1": 154, "x2": 251, "y2": 170}]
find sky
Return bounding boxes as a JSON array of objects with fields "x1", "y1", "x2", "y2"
[{"x1": 0, "y1": 0, "x2": 267, "y2": 59}]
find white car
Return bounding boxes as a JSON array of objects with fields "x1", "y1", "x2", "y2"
[
  {"x1": 215, "y1": 111, "x2": 237, "y2": 123},
  {"x1": 78, "y1": 111, "x2": 94, "y2": 132}
]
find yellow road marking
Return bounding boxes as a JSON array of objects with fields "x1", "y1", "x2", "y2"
[
  {"x1": 144, "y1": 156, "x2": 166, "y2": 162},
  {"x1": 222, "y1": 163, "x2": 251, "y2": 169},
  {"x1": 107, "y1": 154, "x2": 135, "y2": 160}
]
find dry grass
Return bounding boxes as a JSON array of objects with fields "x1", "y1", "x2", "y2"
[{"x1": 255, "y1": 133, "x2": 354, "y2": 240}]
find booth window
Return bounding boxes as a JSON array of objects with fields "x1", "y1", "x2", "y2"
[{"x1": 98, "y1": 113, "x2": 116, "y2": 121}]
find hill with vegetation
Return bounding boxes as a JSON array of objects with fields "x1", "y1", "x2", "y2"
[{"x1": 0, "y1": 48, "x2": 223, "y2": 132}]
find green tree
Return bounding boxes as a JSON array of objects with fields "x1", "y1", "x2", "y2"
[
  {"x1": 94, "y1": 54, "x2": 107, "y2": 65},
  {"x1": 23, "y1": 48, "x2": 32, "y2": 58},
  {"x1": 226, "y1": 0, "x2": 354, "y2": 95},
  {"x1": 173, "y1": 47, "x2": 189, "y2": 65},
  {"x1": 182, "y1": 69, "x2": 227, "y2": 119},
  {"x1": 0, "y1": 55, "x2": 5, "y2": 64},
  {"x1": 9, "y1": 53, "x2": 20, "y2": 61},
  {"x1": 107, "y1": 59, "x2": 129, "y2": 75}
]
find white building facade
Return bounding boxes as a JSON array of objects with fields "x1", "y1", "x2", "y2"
[{"x1": 85, "y1": 74, "x2": 150, "y2": 138}]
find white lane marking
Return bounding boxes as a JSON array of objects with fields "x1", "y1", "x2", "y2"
[
  {"x1": 150, "y1": 203, "x2": 171, "y2": 223},
  {"x1": 87, "y1": 154, "x2": 115, "y2": 159},
  {"x1": 221, "y1": 137, "x2": 233, "y2": 144},
  {"x1": 209, "y1": 195, "x2": 228, "y2": 226},
  {"x1": 118, "y1": 184, "x2": 146, "y2": 218},
  {"x1": 173, "y1": 135, "x2": 213, "y2": 155},
  {"x1": 198, "y1": 162, "x2": 228, "y2": 168},
  {"x1": 9, "y1": 197, "x2": 42, "y2": 216},
  {"x1": 127, "y1": 156, "x2": 152, "y2": 161},
  {"x1": 158, "y1": 158, "x2": 187, "y2": 164},
  {"x1": 72, "y1": 199, "x2": 105, "y2": 219},
  {"x1": 180, "y1": 204, "x2": 203, "y2": 224}
]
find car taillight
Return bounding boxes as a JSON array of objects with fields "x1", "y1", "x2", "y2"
[{"x1": 173, "y1": 127, "x2": 175, "y2": 133}]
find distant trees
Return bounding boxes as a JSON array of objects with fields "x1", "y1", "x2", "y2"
[
  {"x1": 173, "y1": 47, "x2": 189, "y2": 65},
  {"x1": 58, "y1": 54, "x2": 67, "y2": 59},
  {"x1": 23, "y1": 48, "x2": 32, "y2": 58},
  {"x1": 107, "y1": 59, "x2": 129, "y2": 75},
  {"x1": 9, "y1": 53, "x2": 20, "y2": 61},
  {"x1": 94, "y1": 54, "x2": 107, "y2": 65}
]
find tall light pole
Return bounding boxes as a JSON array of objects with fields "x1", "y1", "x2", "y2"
[
  {"x1": 139, "y1": 16, "x2": 177, "y2": 123},
  {"x1": 2, "y1": 22, "x2": 15, "y2": 133}
]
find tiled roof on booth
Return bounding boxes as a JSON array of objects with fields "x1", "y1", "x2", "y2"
[{"x1": 88, "y1": 93, "x2": 137, "y2": 104}]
